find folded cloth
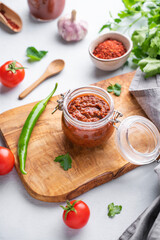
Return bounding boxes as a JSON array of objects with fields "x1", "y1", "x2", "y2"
[
  {"x1": 119, "y1": 69, "x2": 160, "y2": 240},
  {"x1": 119, "y1": 196, "x2": 160, "y2": 240},
  {"x1": 129, "y1": 68, "x2": 160, "y2": 131},
  {"x1": 119, "y1": 154, "x2": 160, "y2": 240}
]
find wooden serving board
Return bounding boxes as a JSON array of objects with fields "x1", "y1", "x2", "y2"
[{"x1": 0, "y1": 71, "x2": 146, "y2": 202}]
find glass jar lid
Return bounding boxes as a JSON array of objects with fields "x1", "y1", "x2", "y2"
[{"x1": 115, "y1": 115, "x2": 160, "y2": 165}]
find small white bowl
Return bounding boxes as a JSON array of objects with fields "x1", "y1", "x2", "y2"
[{"x1": 89, "y1": 31, "x2": 133, "y2": 71}]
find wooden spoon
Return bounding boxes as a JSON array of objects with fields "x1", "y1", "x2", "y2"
[
  {"x1": 19, "y1": 59, "x2": 65, "y2": 99},
  {"x1": 0, "y1": 2, "x2": 22, "y2": 33}
]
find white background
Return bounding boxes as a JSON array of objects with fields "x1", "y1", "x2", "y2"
[{"x1": 0, "y1": 0, "x2": 159, "y2": 240}]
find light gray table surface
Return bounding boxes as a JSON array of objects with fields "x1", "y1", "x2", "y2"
[{"x1": 0, "y1": 1, "x2": 159, "y2": 240}]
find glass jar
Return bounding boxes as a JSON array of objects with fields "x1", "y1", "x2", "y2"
[
  {"x1": 53, "y1": 85, "x2": 160, "y2": 165},
  {"x1": 61, "y1": 86, "x2": 116, "y2": 148},
  {"x1": 27, "y1": 0, "x2": 65, "y2": 21}
]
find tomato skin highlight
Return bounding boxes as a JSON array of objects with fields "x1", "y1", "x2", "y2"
[
  {"x1": 0, "y1": 147, "x2": 15, "y2": 175},
  {"x1": 62, "y1": 200, "x2": 90, "y2": 229},
  {"x1": 0, "y1": 61, "x2": 25, "y2": 88}
]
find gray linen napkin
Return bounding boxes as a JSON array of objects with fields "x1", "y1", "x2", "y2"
[
  {"x1": 119, "y1": 195, "x2": 160, "y2": 240},
  {"x1": 119, "y1": 69, "x2": 160, "y2": 240},
  {"x1": 129, "y1": 68, "x2": 160, "y2": 131}
]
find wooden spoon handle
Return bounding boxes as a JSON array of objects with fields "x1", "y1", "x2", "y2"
[{"x1": 19, "y1": 73, "x2": 47, "y2": 99}]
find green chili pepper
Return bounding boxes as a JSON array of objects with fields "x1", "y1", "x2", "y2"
[{"x1": 18, "y1": 83, "x2": 58, "y2": 175}]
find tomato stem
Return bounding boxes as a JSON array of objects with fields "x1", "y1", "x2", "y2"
[
  {"x1": 6, "y1": 61, "x2": 26, "y2": 74},
  {"x1": 60, "y1": 200, "x2": 80, "y2": 220}
]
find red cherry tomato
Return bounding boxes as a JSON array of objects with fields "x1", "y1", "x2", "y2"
[
  {"x1": 62, "y1": 200, "x2": 90, "y2": 229},
  {"x1": 0, "y1": 146, "x2": 15, "y2": 175},
  {"x1": 0, "y1": 60, "x2": 25, "y2": 88}
]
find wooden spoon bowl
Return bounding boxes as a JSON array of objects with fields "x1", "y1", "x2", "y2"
[{"x1": 19, "y1": 59, "x2": 65, "y2": 99}]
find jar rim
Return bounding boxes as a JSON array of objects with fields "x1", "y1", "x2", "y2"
[{"x1": 63, "y1": 86, "x2": 114, "y2": 128}]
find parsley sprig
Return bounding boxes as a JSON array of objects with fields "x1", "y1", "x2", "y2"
[
  {"x1": 107, "y1": 83, "x2": 121, "y2": 96},
  {"x1": 108, "y1": 203, "x2": 122, "y2": 218},
  {"x1": 54, "y1": 153, "x2": 72, "y2": 171},
  {"x1": 100, "y1": 0, "x2": 160, "y2": 77}
]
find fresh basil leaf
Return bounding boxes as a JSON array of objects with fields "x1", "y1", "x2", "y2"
[
  {"x1": 26, "y1": 47, "x2": 48, "y2": 61},
  {"x1": 54, "y1": 153, "x2": 72, "y2": 171},
  {"x1": 108, "y1": 203, "x2": 122, "y2": 217}
]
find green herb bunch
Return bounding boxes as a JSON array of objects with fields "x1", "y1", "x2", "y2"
[{"x1": 100, "y1": 0, "x2": 160, "y2": 77}]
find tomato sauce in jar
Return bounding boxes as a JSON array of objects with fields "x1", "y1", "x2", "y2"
[
  {"x1": 62, "y1": 87, "x2": 115, "y2": 148},
  {"x1": 27, "y1": 0, "x2": 65, "y2": 21},
  {"x1": 67, "y1": 94, "x2": 110, "y2": 122}
]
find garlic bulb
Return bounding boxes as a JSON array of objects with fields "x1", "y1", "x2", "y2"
[{"x1": 58, "y1": 10, "x2": 88, "y2": 42}]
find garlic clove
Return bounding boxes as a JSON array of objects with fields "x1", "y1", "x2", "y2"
[{"x1": 58, "y1": 10, "x2": 88, "y2": 42}]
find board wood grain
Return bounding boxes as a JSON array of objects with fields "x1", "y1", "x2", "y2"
[{"x1": 0, "y1": 71, "x2": 147, "y2": 202}]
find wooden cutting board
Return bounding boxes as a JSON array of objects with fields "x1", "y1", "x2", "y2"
[{"x1": 0, "y1": 71, "x2": 146, "y2": 202}]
